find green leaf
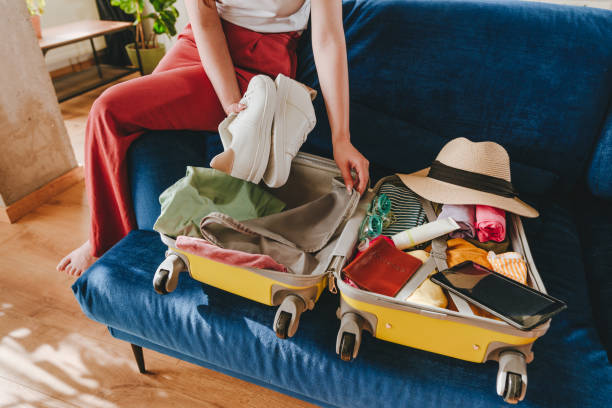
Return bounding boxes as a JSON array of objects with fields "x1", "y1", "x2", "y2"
[
  {"x1": 152, "y1": 19, "x2": 165, "y2": 35},
  {"x1": 160, "y1": 12, "x2": 176, "y2": 36}
]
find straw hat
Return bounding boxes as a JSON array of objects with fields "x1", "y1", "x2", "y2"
[{"x1": 398, "y1": 138, "x2": 539, "y2": 217}]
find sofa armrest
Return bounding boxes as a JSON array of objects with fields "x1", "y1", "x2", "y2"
[{"x1": 575, "y1": 191, "x2": 612, "y2": 362}]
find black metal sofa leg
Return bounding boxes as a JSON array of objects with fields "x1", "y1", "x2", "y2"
[{"x1": 130, "y1": 343, "x2": 147, "y2": 374}]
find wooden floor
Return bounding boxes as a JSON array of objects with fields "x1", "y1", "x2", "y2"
[{"x1": 0, "y1": 78, "x2": 313, "y2": 407}]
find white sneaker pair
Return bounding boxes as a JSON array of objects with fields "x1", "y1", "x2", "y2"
[{"x1": 210, "y1": 74, "x2": 317, "y2": 187}]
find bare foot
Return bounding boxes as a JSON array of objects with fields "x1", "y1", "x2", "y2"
[{"x1": 57, "y1": 240, "x2": 97, "y2": 277}]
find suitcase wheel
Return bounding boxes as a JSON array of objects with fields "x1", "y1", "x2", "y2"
[
  {"x1": 336, "y1": 312, "x2": 364, "y2": 361},
  {"x1": 339, "y1": 332, "x2": 356, "y2": 362},
  {"x1": 496, "y1": 350, "x2": 527, "y2": 404},
  {"x1": 153, "y1": 269, "x2": 170, "y2": 295},
  {"x1": 503, "y1": 372, "x2": 524, "y2": 404},
  {"x1": 275, "y1": 311, "x2": 291, "y2": 339},
  {"x1": 273, "y1": 295, "x2": 306, "y2": 339},
  {"x1": 153, "y1": 253, "x2": 187, "y2": 295}
]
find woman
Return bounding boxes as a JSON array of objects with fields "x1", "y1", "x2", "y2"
[{"x1": 57, "y1": 0, "x2": 370, "y2": 276}]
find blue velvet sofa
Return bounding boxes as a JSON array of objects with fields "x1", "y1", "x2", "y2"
[{"x1": 72, "y1": 0, "x2": 612, "y2": 406}]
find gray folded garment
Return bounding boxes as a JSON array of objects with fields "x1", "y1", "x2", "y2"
[
  {"x1": 200, "y1": 179, "x2": 359, "y2": 275},
  {"x1": 438, "y1": 204, "x2": 476, "y2": 239}
]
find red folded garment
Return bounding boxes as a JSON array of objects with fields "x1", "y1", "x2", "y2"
[
  {"x1": 176, "y1": 236, "x2": 287, "y2": 272},
  {"x1": 343, "y1": 237, "x2": 423, "y2": 297},
  {"x1": 476, "y1": 205, "x2": 506, "y2": 243}
]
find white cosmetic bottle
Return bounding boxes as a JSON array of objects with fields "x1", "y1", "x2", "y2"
[{"x1": 392, "y1": 217, "x2": 460, "y2": 250}]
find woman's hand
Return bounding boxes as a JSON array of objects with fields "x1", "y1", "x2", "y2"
[
  {"x1": 333, "y1": 138, "x2": 370, "y2": 194},
  {"x1": 224, "y1": 102, "x2": 246, "y2": 115}
]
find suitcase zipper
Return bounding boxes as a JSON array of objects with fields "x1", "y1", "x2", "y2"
[{"x1": 326, "y1": 255, "x2": 345, "y2": 294}]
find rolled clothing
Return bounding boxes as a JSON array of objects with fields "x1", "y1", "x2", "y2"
[
  {"x1": 154, "y1": 167, "x2": 286, "y2": 238},
  {"x1": 176, "y1": 236, "x2": 288, "y2": 272},
  {"x1": 475, "y1": 205, "x2": 506, "y2": 243},
  {"x1": 438, "y1": 204, "x2": 476, "y2": 239},
  {"x1": 200, "y1": 178, "x2": 359, "y2": 275},
  {"x1": 379, "y1": 182, "x2": 427, "y2": 236},
  {"x1": 487, "y1": 251, "x2": 528, "y2": 284}
]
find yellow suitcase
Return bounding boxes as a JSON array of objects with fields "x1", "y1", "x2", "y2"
[
  {"x1": 152, "y1": 153, "x2": 359, "y2": 338},
  {"x1": 329, "y1": 175, "x2": 550, "y2": 404}
]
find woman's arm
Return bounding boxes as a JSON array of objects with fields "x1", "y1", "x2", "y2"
[
  {"x1": 184, "y1": 0, "x2": 245, "y2": 114},
  {"x1": 311, "y1": 0, "x2": 369, "y2": 193}
]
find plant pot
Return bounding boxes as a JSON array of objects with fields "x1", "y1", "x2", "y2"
[
  {"x1": 31, "y1": 15, "x2": 42, "y2": 39},
  {"x1": 125, "y1": 43, "x2": 166, "y2": 75}
]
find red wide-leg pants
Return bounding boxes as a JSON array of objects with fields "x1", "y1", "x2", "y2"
[{"x1": 85, "y1": 21, "x2": 300, "y2": 256}]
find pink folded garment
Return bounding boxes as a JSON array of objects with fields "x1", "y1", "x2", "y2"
[
  {"x1": 176, "y1": 236, "x2": 287, "y2": 272},
  {"x1": 475, "y1": 205, "x2": 506, "y2": 243}
]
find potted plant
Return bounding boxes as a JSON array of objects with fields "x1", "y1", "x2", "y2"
[
  {"x1": 26, "y1": 0, "x2": 46, "y2": 39},
  {"x1": 111, "y1": 0, "x2": 179, "y2": 74}
]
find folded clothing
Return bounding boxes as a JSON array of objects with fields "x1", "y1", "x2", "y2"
[
  {"x1": 475, "y1": 205, "x2": 506, "y2": 243},
  {"x1": 438, "y1": 204, "x2": 476, "y2": 239},
  {"x1": 446, "y1": 238, "x2": 493, "y2": 269},
  {"x1": 154, "y1": 167, "x2": 286, "y2": 238},
  {"x1": 176, "y1": 236, "x2": 287, "y2": 272},
  {"x1": 404, "y1": 250, "x2": 448, "y2": 309},
  {"x1": 465, "y1": 236, "x2": 510, "y2": 254},
  {"x1": 343, "y1": 237, "x2": 423, "y2": 297},
  {"x1": 487, "y1": 251, "x2": 528, "y2": 285},
  {"x1": 378, "y1": 182, "x2": 427, "y2": 236}
]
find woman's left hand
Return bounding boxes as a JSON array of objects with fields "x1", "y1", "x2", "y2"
[{"x1": 333, "y1": 138, "x2": 370, "y2": 194}]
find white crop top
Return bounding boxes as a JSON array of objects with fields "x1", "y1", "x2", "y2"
[{"x1": 216, "y1": 0, "x2": 311, "y2": 33}]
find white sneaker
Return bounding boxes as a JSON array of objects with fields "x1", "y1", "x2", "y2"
[
  {"x1": 263, "y1": 74, "x2": 317, "y2": 188},
  {"x1": 210, "y1": 75, "x2": 277, "y2": 183}
]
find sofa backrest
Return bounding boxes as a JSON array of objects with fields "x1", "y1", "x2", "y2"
[{"x1": 296, "y1": 0, "x2": 612, "y2": 195}]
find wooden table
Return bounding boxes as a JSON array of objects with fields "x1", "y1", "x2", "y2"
[{"x1": 40, "y1": 20, "x2": 143, "y2": 102}]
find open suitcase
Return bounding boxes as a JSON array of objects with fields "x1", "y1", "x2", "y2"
[
  {"x1": 152, "y1": 153, "x2": 360, "y2": 338},
  {"x1": 152, "y1": 153, "x2": 551, "y2": 404},
  {"x1": 330, "y1": 175, "x2": 550, "y2": 404}
]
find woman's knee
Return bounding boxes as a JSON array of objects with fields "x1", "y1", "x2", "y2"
[{"x1": 90, "y1": 82, "x2": 129, "y2": 123}]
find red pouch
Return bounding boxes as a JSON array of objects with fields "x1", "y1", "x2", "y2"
[{"x1": 343, "y1": 237, "x2": 423, "y2": 297}]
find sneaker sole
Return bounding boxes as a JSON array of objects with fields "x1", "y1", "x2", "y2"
[
  {"x1": 231, "y1": 75, "x2": 276, "y2": 184},
  {"x1": 265, "y1": 75, "x2": 290, "y2": 187},
  {"x1": 245, "y1": 76, "x2": 276, "y2": 183}
]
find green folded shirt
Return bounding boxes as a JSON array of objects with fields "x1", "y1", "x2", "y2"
[{"x1": 154, "y1": 167, "x2": 286, "y2": 238}]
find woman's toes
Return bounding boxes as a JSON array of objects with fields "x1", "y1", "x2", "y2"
[{"x1": 57, "y1": 256, "x2": 70, "y2": 272}]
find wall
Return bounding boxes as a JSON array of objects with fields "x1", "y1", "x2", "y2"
[
  {"x1": 0, "y1": 0, "x2": 77, "y2": 206},
  {"x1": 41, "y1": 0, "x2": 105, "y2": 72}
]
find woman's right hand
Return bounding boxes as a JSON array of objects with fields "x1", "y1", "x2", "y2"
[{"x1": 224, "y1": 102, "x2": 246, "y2": 115}]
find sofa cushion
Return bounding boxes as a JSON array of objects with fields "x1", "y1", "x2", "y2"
[
  {"x1": 587, "y1": 105, "x2": 612, "y2": 199},
  {"x1": 73, "y1": 198, "x2": 611, "y2": 407},
  {"x1": 297, "y1": 0, "x2": 612, "y2": 192}
]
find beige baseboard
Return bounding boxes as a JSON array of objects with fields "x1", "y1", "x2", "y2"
[{"x1": 0, "y1": 166, "x2": 84, "y2": 224}]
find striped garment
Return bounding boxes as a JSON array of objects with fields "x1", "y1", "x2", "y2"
[
  {"x1": 487, "y1": 251, "x2": 528, "y2": 285},
  {"x1": 379, "y1": 182, "x2": 427, "y2": 237}
]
